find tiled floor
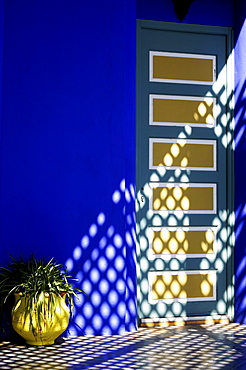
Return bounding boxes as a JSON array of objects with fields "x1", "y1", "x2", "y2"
[{"x1": 1, "y1": 324, "x2": 246, "y2": 369}]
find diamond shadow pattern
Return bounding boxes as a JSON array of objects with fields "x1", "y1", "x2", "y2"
[{"x1": 2, "y1": 324, "x2": 246, "y2": 369}]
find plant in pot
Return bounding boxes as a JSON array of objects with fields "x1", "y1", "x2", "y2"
[{"x1": 0, "y1": 254, "x2": 86, "y2": 346}]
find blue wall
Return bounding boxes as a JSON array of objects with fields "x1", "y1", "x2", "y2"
[
  {"x1": 234, "y1": 0, "x2": 246, "y2": 324},
  {"x1": 0, "y1": 0, "x2": 137, "y2": 336},
  {"x1": 136, "y1": 0, "x2": 233, "y2": 26}
]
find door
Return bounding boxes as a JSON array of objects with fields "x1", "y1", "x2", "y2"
[{"x1": 137, "y1": 21, "x2": 234, "y2": 325}]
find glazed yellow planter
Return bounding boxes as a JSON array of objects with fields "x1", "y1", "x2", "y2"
[{"x1": 12, "y1": 293, "x2": 70, "y2": 346}]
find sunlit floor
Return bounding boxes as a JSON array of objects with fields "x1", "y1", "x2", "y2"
[{"x1": 2, "y1": 324, "x2": 246, "y2": 369}]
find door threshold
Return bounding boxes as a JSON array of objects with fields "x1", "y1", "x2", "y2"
[{"x1": 139, "y1": 315, "x2": 230, "y2": 327}]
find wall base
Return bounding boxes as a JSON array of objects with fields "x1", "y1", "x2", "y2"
[{"x1": 139, "y1": 315, "x2": 230, "y2": 327}]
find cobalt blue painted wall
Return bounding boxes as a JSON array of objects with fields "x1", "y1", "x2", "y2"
[
  {"x1": 234, "y1": 0, "x2": 246, "y2": 324},
  {"x1": 0, "y1": 0, "x2": 137, "y2": 336},
  {"x1": 136, "y1": 0, "x2": 233, "y2": 27}
]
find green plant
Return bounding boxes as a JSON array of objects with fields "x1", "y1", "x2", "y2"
[{"x1": 0, "y1": 254, "x2": 86, "y2": 334}]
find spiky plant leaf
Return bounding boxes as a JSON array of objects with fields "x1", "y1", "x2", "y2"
[{"x1": 0, "y1": 255, "x2": 87, "y2": 336}]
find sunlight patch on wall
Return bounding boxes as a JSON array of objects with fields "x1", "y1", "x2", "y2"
[{"x1": 65, "y1": 179, "x2": 137, "y2": 336}]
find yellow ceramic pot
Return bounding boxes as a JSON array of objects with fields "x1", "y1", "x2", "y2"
[{"x1": 12, "y1": 293, "x2": 70, "y2": 345}]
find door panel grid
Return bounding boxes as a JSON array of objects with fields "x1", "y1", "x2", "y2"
[{"x1": 137, "y1": 21, "x2": 233, "y2": 323}]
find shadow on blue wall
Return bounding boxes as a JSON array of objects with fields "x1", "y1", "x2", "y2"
[
  {"x1": 233, "y1": 0, "x2": 246, "y2": 323},
  {"x1": 0, "y1": 179, "x2": 137, "y2": 339},
  {"x1": 234, "y1": 78, "x2": 246, "y2": 323},
  {"x1": 0, "y1": 0, "x2": 137, "y2": 338},
  {"x1": 65, "y1": 179, "x2": 137, "y2": 335}
]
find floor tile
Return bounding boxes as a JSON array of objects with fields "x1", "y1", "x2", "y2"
[{"x1": 1, "y1": 324, "x2": 246, "y2": 369}]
